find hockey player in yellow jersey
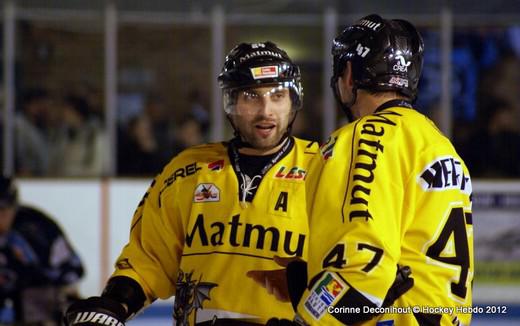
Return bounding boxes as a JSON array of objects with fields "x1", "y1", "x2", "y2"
[
  {"x1": 64, "y1": 42, "x2": 319, "y2": 325},
  {"x1": 291, "y1": 14, "x2": 474, "y2": 326}
]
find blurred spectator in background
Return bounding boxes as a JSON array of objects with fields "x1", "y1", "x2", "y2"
[
  {"x1": 143, "y1": 94, "x2": 176, "y2": 163},
  {"x1": 171, "y1": 114, "x2": 204, "y2": 154},
  {"x1": 0, "y1": 176, "x2": 84, "y2": 325},
  {"x1": 14, "y1": 88, "x2": 52, "y2": 176},
  {"x1": 468, "y1": 97, "x2": 520, "y2": 177},
  {"x1": 48, "y1": 95, "x2": 108, "y2": 177},
  {"x1": 117, "y1": 115, "x2": 164, "y2": 176},
  {"x1": 71, "y1": 83, "x2": 104, "y2": 123},
  {"x1": 465, "y1": 55, "x2": 520, "y2": 177},
  {"x1": 117, "y1": 93, "x2": 177, "y2": 175},
  {"x1": 187, "y1": 89, "x2": 210, "y2": 140}
]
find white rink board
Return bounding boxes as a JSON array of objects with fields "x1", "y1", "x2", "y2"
[{"x1": 15, "y1": 179, "x2": 520, "y2": 305}]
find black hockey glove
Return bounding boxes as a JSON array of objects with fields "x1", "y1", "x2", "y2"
[
  {"x1": 286, "y1": 260, "x2": 308, "y2": 311},
  {"x1": 266, "y1": 318, "x2": 298, "y2": 325},
  {"x1": 382, "y1": 265, "x2": 414, "y2": 308},
  {"x1": 64, "y1": 296, "x2": 127, "y2": 326}
]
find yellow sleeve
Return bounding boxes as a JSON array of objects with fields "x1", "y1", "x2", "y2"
[{"x1": 111, "y1": 165, "x2": 184, "y2": 303}]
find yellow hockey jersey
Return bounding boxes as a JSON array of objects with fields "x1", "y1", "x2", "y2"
[
  {"x1": 112, "y1": 137, "x2": 318, "y2": 325},
  {"x1": 298, "y1": 102, "x2": 474, "y2": 325}
]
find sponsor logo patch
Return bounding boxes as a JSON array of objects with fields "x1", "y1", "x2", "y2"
[
  {"x1": 304, "y1": 272, "x2": 347, "y2": 320},
  {"x1": 393, "y1": 54, "x2": 411, "y2": 72},
  {"x1": 417, "y1": 156, "x2": 472, "y2": 195},
  {"x1": 194, "y1": 183, "x2": 220, "y2": 202},
  {"x1": 274, "y1": 166, "x2": 306, "y2": 180},
  {"x1": 208, "y1": 160, "x2": 224, "y2": 171},
  {"x1": 388, "y1": 76, "x2": 409, "y2": 88},
  {"x1": 320, "y1": 136, "x2": 337, "y2": 160},
  {"x1": 250, "y1": 66, "x2": 279, "y2": 79}
]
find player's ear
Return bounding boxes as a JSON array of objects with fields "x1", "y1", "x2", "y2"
[
  {"x1": 344, "y1": 61, "x2": 354, "y2": 88},
  {"x1": 337, "y1": 62, "x2": 354, "y2": 102}
]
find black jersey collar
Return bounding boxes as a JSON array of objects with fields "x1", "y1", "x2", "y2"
[
  {"x1": 374, "y1": 99, "x2": 413, "y2": 114},
  {"x1": 228, "y1": 137, "x2": 294, "y2": 204}
]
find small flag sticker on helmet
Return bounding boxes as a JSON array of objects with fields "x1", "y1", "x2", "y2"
[{"x1": 250, "y1": 66, "x2": 279, "y2": 79}]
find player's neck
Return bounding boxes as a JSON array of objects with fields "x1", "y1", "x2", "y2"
[
  {"x1": 353, "y1": 91, "x2": 406, "y2": 119},
  {"x1": 238, "y1": 138, "x2": 287, "y2": 156}
]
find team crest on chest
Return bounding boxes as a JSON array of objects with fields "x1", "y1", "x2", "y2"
[{"x1": 194, "y1": 183, "x2": 220, "y2": 202}]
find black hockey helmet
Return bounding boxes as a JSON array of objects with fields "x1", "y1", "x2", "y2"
[
  {"x1": 218, "y1": 41, "x2": 303, "y2": 114},
  {"x1": 331, "y1": 14, "x2": 424, "y2": 115},
  {"x1": 0, "y1": 176, "x2": 18, "y2": 208}
]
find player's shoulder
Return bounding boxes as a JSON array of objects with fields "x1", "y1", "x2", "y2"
[
  {"x1": 14, "y1": 205, "x2": 58, "y2": 228},
  {"x1": 13, "y1": 205, "x2": 62, "y2": 239},
  {"x1": 292, "y1": 137, "x2": 320, "y2": 155},
  {"x1": 159, "y1": 142, "x2": 227, "y2": 177},
  {"x1": 335, "y1": 106, "x2": 435, "y2": 137}
]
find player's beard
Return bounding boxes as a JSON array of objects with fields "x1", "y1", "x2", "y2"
[{"x1": 234, "y1": 115, "x2": 288, "y2": 151}]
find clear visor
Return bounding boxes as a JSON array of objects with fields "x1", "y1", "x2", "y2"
[{"x1": 223, "y1": 81, "x2": 302, "y2": 115}]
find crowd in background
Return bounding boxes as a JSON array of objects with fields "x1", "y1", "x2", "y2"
[
  {"x1": 116, "y1": 92, "x2": 209, "y2": 176},
  {"x1": 416, "y1": 29, "x2": 520, "y2": 178},
  {"x1": 2, "y1": 28, "x2": 520, "y2": 179},
  {"x1": 13, "y1": 87, "x2": 108, "y2": 177},
  {"x1": 8, "y1": 87, "x2": 211, "y2": 177}
]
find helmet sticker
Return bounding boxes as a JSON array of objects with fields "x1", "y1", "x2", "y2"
[
  {"x1": 389, "y1": 76, "x2": 409, "y2": 88},
  {"x1": 356, "y1": 43, "x2": 371, "y2": 57},
  {"x1": 356, "y1": 18, "x2": 383, "y2": 31},
  {"x1": 239, "y1": 50, "x2": 283, "y2": 63},
  {"x1": 393, "y1": 55, "x2": 411, "y2": 72},
  {"x1": 250, "y1": 66, "x2": 279, "y2": 79}
]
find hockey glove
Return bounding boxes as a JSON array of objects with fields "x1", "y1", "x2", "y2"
[
  {"x1": 266, "y1": 318, "x2": 298, "y2": 325},
  {"x1": 64, "y1": 296, "x2": 127, "y2": 326}
]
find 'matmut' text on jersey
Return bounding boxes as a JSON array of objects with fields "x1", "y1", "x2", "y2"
[
  {"x1": 345, "y1": 110, "x2": 401, "y2": 222},
  {"x1": 185, "y1": 214, "x2": 305, "y2": 256}
]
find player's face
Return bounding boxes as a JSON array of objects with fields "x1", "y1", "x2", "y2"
[
  {"x1": 231, "y1": 85, "x2": 293, "y2": 151},
  {"x1": 0, "y1": 206, "x2": 16, "y2": 236}
]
